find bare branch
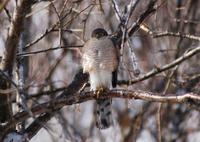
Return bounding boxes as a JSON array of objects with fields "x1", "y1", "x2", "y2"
[
  {"x1": 153, "y1": 32, "x2": 200, "y2": 42},
  {"x1": 1, "y1": 0, "x2": 31, "y2": 73},
  {"x1": 111, "y1": 0, "x2": 122, "y2": 22},
  {"x1": 17, "y1": 45, "x2": 83, "y2": 57},
  {"x1": 0, "y1": 0, "x2": 10, "y2": 13},
  {"x1": 139, "y1": 23, "x2": 200, "y2": 42},
  {"x1": 0, "y1": 0, "x2": 32, "y2": 132},
  {"x1": 128, "y1": 0, "x2": 157, "y2": 37},
  {"x1": 3, "y1": 89, "x2": 199, "y2": 138},
  {"x1": 24, "y1": 3, "x2": 93, "y2": 50},
  {"x1": 118, "y1": 46, "x2": 200, "y2": 85}
]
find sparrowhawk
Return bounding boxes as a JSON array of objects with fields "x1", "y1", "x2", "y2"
[{"x1": 82, "y1": 28, "x2": 119, "y2": 129}]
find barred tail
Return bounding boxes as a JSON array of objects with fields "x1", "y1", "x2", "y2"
[{"x1": 96, "y1": 98, "x2": 112, "y2": 129}]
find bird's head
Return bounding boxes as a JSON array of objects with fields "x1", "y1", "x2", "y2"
[{"x1": 91, "y1": 28, "x2": 108, "y2": 39}]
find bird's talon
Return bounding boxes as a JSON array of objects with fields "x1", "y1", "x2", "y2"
[
  {"x1": 97, "y1": 91, "x2": 100, "y2": 98},
  {"x1": 95, "y1": 87, "x2": 104, "y2": 98}
]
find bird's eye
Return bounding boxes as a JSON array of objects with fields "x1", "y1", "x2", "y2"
[
  {"x1": 99, "y1": 33, "x2": 103, "y2": 37},
  {"x1": 97, "y1": 34, "x2": 101, "y2": 38}
]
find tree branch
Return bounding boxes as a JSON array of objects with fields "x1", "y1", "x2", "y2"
[
  {"x1": 1, "y1": 0, "x2": 31, "y2": 73},
  {"x1": 0, "y1": 0, "x2": 32, "y2": 135},
  {"x1": 17, "y1": 45, "x2": 83, "y2": 57},
  {"x1": 128, "y1": 0, "x2": 157, "y2": 37},
  {"x1": 118, "y1": 46, "x2": 200, "y2": 85},
  {"x1": 3, "y1": 89, "x2": 199, "y2": 138},
  {"x1": 153, "y1": 31, "x2": 200, "y2": 42},
  {"x1": 0, "y1": 0, "x2": 10, "y2": 13}
]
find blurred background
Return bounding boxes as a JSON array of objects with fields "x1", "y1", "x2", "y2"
[{"x1": 0, "y1": 0, "x2": 200, "y2": 142}]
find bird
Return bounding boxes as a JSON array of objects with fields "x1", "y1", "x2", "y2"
[{"x1": 81, "y1": 28, "x2": 119, "y2": 129}]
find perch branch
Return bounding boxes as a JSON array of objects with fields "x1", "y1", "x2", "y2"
[{"x1": 3, "y1": 89, "x2": 199, "y2": 137}]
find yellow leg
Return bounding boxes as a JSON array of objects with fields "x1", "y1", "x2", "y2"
[{"x1": 95, "y1": 87, "x2": 104, "y2": 98}]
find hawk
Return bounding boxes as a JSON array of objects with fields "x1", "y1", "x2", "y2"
[{"x1": 82, "y1": 28, "x2": 119, "y2": 129}]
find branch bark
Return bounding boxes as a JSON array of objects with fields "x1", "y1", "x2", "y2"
[
  {"x1": 2, "y1": 89, "x2": 199, "y2": 140},
  {"x1": 118, "y1": 46, "x2": 200, "y2": 85},
  {"x1": 0, "y1": 0, "x2": 32, "y2": 139},
  {"x1": 1, "y1": 0, "x2": 31, "y2": 73}
]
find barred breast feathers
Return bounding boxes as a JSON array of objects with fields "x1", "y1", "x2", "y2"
[{"x1": 82, "y1": 37, "x2": 118, "y2": 73}]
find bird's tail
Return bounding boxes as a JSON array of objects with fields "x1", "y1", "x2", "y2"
[{"x1": 96, "y1": 98, "x2": 112, "y2": 129}]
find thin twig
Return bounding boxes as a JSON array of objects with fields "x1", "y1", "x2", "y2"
[
  {"x1": 128, "y1": 0, "x2": 157, "y2": 37},
  {"x1": 157, "y1": 68, "x2": 177, "y2": 142},
  {"x1": 0, "y1": 0, "x2": 10, "y2": 12},
  {"x1": 24, "y1": 7, "x2": 73, "y2": 50},
  {"x1": 17, "y1": 45, "x2": 83, "y2": 57},
  {"x1": 25, "y1": 4, "x2": 93, "y2": 50},
  {"x1": 118, "y1": 46, "x2": 200, "y2": 85},
  {"x1": 153, "y1": 32, "x2": 200, "y2": 42},
  {"x1": 139, "y1": 24, "x2": 200, "y2": 42},
  {"x1": 111, "y1": 0, "x2": 122, "y2": 22},
  {"x1": 3, "y1": 7, "x2": 11, "y2": 22}
]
